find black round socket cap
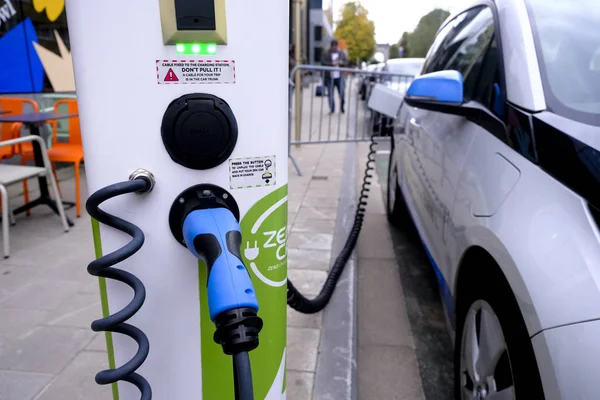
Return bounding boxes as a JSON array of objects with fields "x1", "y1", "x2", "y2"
[{"x1": 161, "y1": 93, "x2": 238, "y2": 170}]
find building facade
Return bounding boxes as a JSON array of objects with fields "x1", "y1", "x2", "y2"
[
  {"x1": 289, "y1": 0, "x2": 334, "y2": 66},
  {"x1": 308, "y1": 0, "x2": 334, "y2": 64},
  {"x1": 0, "y1": 0, "x2": 73, "y2": 94},
  {"x1": 2, "y1": 0, "x2": 333, "y2": 94}
]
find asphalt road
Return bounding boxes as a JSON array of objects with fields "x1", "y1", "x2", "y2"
[{"x1": 374, "y1": 138, "x2": 454, "y2": 400}]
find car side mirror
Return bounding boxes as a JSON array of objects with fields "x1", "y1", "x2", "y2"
[{"x1": 404, "y1": 70, "x2": 467, "y2": 116}]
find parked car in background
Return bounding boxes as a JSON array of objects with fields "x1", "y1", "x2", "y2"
[
  {"x1": 371, "y1": 58, "x2": 425, "y2": 135},
  {"x1": 381, "y1": 58, "x2": 425, "y2": 94},
  {"x1": 388, "y1": 0, "x2": 600, "y2": 399},
  {"x1": 359, "y1": 62, "x2": 385, "y2": 101}
]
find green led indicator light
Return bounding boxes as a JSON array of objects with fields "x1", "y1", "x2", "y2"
[{"x1": 175, "y1": 43, "x2": 218, "y2": 55}]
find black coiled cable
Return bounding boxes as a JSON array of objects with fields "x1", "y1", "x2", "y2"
[
  {"x1": 86, "y1": 179, "x2": 153, "y2": 400},
  {"x1": 287, "y1": 134, "x2": 377, "y2": 313}
]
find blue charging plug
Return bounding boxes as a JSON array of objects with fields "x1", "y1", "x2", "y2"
[{"x1": 182, "y1": 208, "x2": 259, "y2": 321}]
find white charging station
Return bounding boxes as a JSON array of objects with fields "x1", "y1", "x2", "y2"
[{"x1": 65, "y1": 0, "x2": 289, "y2": 398}]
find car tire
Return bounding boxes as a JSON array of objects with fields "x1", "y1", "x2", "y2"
[
  {"x1": 372, "y1": 114, "x2": 393, "y2": 136},
  {"x1": 454, "y1": 265, "x2": 545, "y2": 400},
  {"x1": 386, "y1": 149, "x2": 411, "y2": 228},
  {"x1": 381, "y1": 116, "x2": 393, "y2": 136},
  {"x1": 360, "y1": 83, "x2": 367, "y2": 101},
  {"x1": 371, "y1": 112, "x2": 380, "y2": 133}
]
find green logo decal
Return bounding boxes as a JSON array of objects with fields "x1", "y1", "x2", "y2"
[
  {"x1": 241, "y1": 185, "x2": 288, "y2": 398},
  {"x1": 243, "y1": 193, "x2": 288, "y2": 287},
  {"x1": 201, "y1": 185, "x2": 288, "y2": 399}
]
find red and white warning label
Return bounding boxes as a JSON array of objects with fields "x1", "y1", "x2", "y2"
[{"x1": 156, "y1": 60, "x2": 236, "y2": 85}]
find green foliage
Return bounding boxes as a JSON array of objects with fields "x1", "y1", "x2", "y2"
[
  {"x1": 399, "y1": 32, "x2": 410, "y2": 57},
  {"x1": 389, "y1": 44, "x2": 400, "y2": 59},
  {"x1": 401, "y1": 9, "x2": 450, "y2": 58},
  {"x1": 334, "y1": 2, "x2": 376, "y2": 63}
]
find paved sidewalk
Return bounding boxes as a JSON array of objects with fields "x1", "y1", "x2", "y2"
[
  {"x1": 286, "y1": 142, "x2": 348, "y2": 398},
  {"x1": 0, "y1": 143, "x2": 347, "y2": 399},
  {"x1": 355, "y1": 142, "x2": 425, "y2": 400}
]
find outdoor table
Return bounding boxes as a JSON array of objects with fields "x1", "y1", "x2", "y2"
[{"x1": 0, "y1": 112, "x2": 77, "y2": 226}]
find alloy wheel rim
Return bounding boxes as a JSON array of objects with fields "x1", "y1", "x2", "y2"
[{"x1": 460, "y1": 300, "x2": 515, "y2": 400}]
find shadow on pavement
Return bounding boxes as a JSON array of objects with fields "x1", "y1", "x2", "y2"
[
  {"x1": 375, "y1": 144, "x2": 454, "y2": 400},
  {"x1": 389, "y1": 224, "x2": 454, "y2": 400}
]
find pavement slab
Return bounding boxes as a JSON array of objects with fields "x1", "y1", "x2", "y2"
[
  {"x1": 286, "y1": 327, "x2": 321, "y2": 372},
  {"x1": 35, "y1": 351, "x2": 112, "y2": 400},
  {"x1": 0, "y1": 326, "x2": 93, "y2": 374},
  {"x1": 358, "y1": 345, "x2": 425, "y2": 400},
  {"x1": 0, "y1": 370, "x2": 53, "y2": 400}
]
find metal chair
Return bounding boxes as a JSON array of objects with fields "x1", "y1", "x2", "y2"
[
  {"x1": 20, "y1": 99, "x2": 84, "y2": 217},
  {"x1": 0, "y1": 136, "x2": 69, "y2": 258}
]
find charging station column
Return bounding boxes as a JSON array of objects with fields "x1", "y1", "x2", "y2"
[{"x1": 66, "y1": 0, "x2": 289, "y2": 398}]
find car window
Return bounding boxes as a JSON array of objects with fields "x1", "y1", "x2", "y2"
[
  {"x1": 474, "y1": 38, "x2": 504, "y2": 118},
  {"x1": 422, "y1": 18, "x2": 460, "y2": 74},
  {"x1": 445, "y1": 7, "x2": 495, "y2": 101},
  {"x1": 526, "y1": 0, "x2": 600, "y2": 126},
  {"x1": 422, "y1": 7, "x2": 483, "y2": 74}
]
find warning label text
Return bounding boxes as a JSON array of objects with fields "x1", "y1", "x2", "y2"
[{"x1": 157, "y1": 60, "x2": 236, "y2": 85}]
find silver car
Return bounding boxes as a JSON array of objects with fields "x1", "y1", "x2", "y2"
[
  {"x1": 372, "y1": 58, "x2": 425, "y2": 135},
  {"x1": 387, "y1": 0, "x2": 600, "y2": 398},
  {"x1": 382, "y1": 57, "x2": 425, "y2": 93}
]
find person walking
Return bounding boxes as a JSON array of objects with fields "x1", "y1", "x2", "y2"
[{"x1": 321, "y1": 39, "x2": 348, "y2": 113}]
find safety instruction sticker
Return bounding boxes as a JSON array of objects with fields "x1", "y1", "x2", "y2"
[
  {"x1": 229, "y1": 156, "x2": 276, "y2": 189},
  {"x1": 156, "y1": 60, "x2": 236, "y2": 84}
]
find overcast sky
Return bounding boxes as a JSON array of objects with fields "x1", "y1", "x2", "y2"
[{"x1": 330, "y1": 0, "x2": 474, "y2": 44}]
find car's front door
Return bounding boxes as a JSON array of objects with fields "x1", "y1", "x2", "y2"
[{"x1": 402, "y1": 6, "x2": 498, "y2": 277}]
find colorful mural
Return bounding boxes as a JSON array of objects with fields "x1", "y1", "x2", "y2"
[{"x1": 0, "y1": 0, "x2": 74, "y2": 94}]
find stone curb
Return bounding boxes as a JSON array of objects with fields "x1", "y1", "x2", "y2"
[{"x1": 312, "y1": 142, "x2": 358, "y2": 400}]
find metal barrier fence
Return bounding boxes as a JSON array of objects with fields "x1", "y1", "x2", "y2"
[{"x1": 288, "y1": 65, "x2": 414, "y2": 175}]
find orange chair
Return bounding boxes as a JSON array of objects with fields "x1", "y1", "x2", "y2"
[
  {"x1": 0, "y1": 123, "x2": 23, "y2": 159},
  {"x1": 0, "y1": 98, "x2": 39, "y2": 159},
  {"x1": 20, "y1": 99, "x2": 83, "y2": 217}
]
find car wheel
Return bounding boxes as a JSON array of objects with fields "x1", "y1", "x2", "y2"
[
  {"x1": 454, "y1": 267, "x2": 545, "y2": 400},
  {"x1": 372, "y1": 112, "x2": 381, "y2": 134},
  {"x1": 386, "y1": 150, "x2": 411, "y2": 228},
  {"x1": 381, "y1": 116, "x2": 393, "y2": 136}
]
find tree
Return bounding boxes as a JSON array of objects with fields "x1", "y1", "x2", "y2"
[
  {"x1": 334, "y1": 2, "x2": 376, "y2": 64},
  {"x1": 404, "y1": 9, "x2": 450, "y2": 58},
  {"x1": 389, "y1": 43, "x2": 400, "y2": 59},
  {"x1": 398, "y1": 32, "x2": 410, "y2": 57}
]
